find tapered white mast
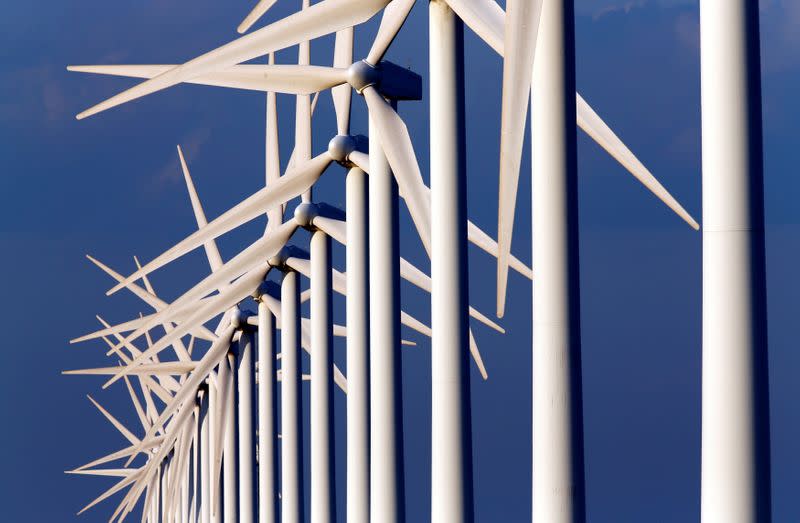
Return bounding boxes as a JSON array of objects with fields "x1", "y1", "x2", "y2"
[
  {"x1": 257, "y1": 291, "x2": 279, "y2": 523},
  {"x1": 310, "y1": 224, "x2": 336, "y2": 523},
  {"x1": 236, "y1": 323, "x2": 257, "y2": 523},
  {"x1": 346, "y1": 164, "x2": 370, "y2": 523},
  {"x1": 208, "y1": 375, "x2": 221, "y2": 523},
  {"x1": 369, "y1": 108, "x2": 404, "y2": 522},
  {"x1": 531, "y1": 1, "x2": 585, "y2": 521},
  {"x1": 429, "y1": 1, "x2": 473, "y2": 521},
  {"x1": 700, "y1": 1, "x2": 770, "y2": 521},
  {"x1": 199, "y1": 387, "x2": 211, "y2": 523},
  {"x1": 281, "y1": 269, "x2": 304, "y2": 523},
  {"x1": 223, "y1": 350, "x2": 238, "y2": 522}
]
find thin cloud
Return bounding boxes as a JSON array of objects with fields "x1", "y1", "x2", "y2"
[{"x1": 150, "y1": 127, "x2": 212, "y2": 193}]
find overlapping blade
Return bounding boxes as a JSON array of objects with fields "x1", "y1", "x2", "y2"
[
  {"x1": 576, "y1": 94, "x2": 699, "y2": 230},
  {"x1": 134, "y1": 325, "x2": 235, "y2": 455},
  {"x1": 107, "y1": 154, "x2": 330, "y2": 295},
  {"x1": 86, "y1": 395, "x2": 140, "y2": 446},
  {"x1": 312, "y1": 216, "x2": 346, "y2": 244},
  {"x1": 238, "y1": 0, "x2": 280, "y2": 33},
  {"x1": 366, "y1": 0, "x2": 416, "y2": 66},
  {"x1": 332, "y1": 27, "x2": 354, "y2": 135},
  {"x1": 348, "y1": 150, "x2": 370, "y2": 173},
  {"x1": 496, "y1": 0, "x2": 542, "y2": 318},
  {"x1": 69, "y1": 64, "x2": 347, "y2": 96},
  {"x1": 104, "y1": 268, "x2": 266, "y2": 389},
  {"x1": 76, "y1": 468, "x2": 144, "y2": 515},
  {"x1": 138, "y1": 219, "x2": 297, "y2": 332},
  {"x1": 398, "y1": 258, "x2": 504, "y2": 333},
  {"x1": 362, "y1": 87, "x2": 432, "y2": 255},
  {"x1": 84, "y1": 255, "x2": 217, "y2": 342},
  {"x1": 74, "y1": 0, "x2": 392, "y2": 119},
  {"x1": 466, "y1": 220, "x2": 532, "y2": 280},
  {"x1": 70, "y1": 314, "x2": 150, "y2": 344},
  {"x1": 266, "y1": 53, "x2": 283, "y2": 228},
  {"x1": 64, "y1": 362, "x2": 196, "y2": 376},
  {"x1": 122, "y1": 376, "x2": 149, "y2": 432},
  {"x1": 178, "y1": 145, "x2": 225, "y2": 272},
  {"x1": 444, "y1": 0, "x2": 504, "y2": 54}
]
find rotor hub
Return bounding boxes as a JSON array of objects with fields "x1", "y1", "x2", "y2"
[
  {"x1": 268, "y1": 247, "x2": 290, "y2": 269},
  {"x1": 293, "y1": 202, "x2": 319, "y2": 229},
  {"x1": 328, "y1": 134, "x2": 357, "y2": 164},
  {"x1": 347, "y1": 60, "x2": 381, "y2": 94},
  {"x1": 230, "y1": 307, "x2": 252, "y2": 329}
]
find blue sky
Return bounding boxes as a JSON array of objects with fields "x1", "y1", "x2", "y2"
[{"x1": 1, "y1": 1, "x2": 799, "y2": 521}]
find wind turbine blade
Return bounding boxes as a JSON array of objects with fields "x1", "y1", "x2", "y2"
[
  {"x1": 66, "y1": 468, "x2": 137, "y2": 478},
  {"x1": 86, "y1": 255, "x2": 161, "y2": 308},
  {"x1": 466, "y1": 220, "x2": 533, "y2": 280},
  {"x1": 104, "y1": 268, "x2": 265, "y2": 389},
  {"x1": 70, "y1": 315, "x2": 150, "y2": 344},
  {"x1": 69, "y1": 64, "x2": 348, "y2": 95},
  {"x1": 348, "y1": 150, "x2": 370, "y2": 173},
  {"x1": 99, "y1": 318, "x2": 184, "y2": 393},
  {"x1": 139, "y1": 474, "x2": 157, "y2": 523},
  {"x1": 332, "y1": 27, "x2": 354, "y2": 134},
  {"x1": 123, "y1": 376, "x2": 150, "y2": 432},
  {"x1": 85, "y1": 255, "x2": 217, "y2": 342},
  {"x1": 107, "y1": 154, "x2": 329, "y2": 295},
  {"x1": 86, "y1": 395, "x2": 140, "y2": 446},
  {"x1": 136, "y1": 326, "x2": 235, "y2": 456},
  {"x1": 313, "y1": 216, "x2": 346, "y2": 244},
  {"x1": 469, "y1": 330, "x2": 488, "y2": 380},
  {"x1": 64, "y1": 362, "x2": 197, "y2": 376},
  {"x1": 496, "y1": 0, "x2": 542, "y2": 318},
  {"x1": 177, "y1": 145, "x2": 225, "y2": 272},
  {"x1": 71, "y1": 439, "x2": 158, "y2": 472},
  {"x1": 401, "y1": 311, "x2": 432, "y2": 338},
  {"x1": 144, "y1": 220, "x2": 296, "y2": 329},
  {"x1": 73, "y1": 0, "x2": 391, "y2": 119},
  {"x1": 238, "y1": 0, "x2": 279, "y2": 33},
  {"x1": 363, "y1": 87, "x2": 432, "y2": 255},
  {"x1": 266, "y1": 53, "x2": 283, "y2": 228},
  {"x1": 444, "y1": 0, "x2": 504, "y2": 54},
  {"x1": 76, "y1": 469, "x2": 143, "y2": 515},
  {"x1": 333, "y1": 365, "x2": 348, "y2": 394},
  {"x1": 366, "y1": 0, "x2": 416, "y2": 66},
  {"x1": 285, "y1": 256, "x2": 311, "y2": 277},
  {"x1": 576, "y1": 94, "x2": 699, "y2": 230},
  {"x1": 398, "y1": 258, "x2": 504, "y2": 333}
]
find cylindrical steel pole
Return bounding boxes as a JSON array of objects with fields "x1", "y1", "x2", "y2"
[
  {"x1": 531, "y1": 1, "x2": 585, "y2": 521},
  {"x1": 224, "y1": 350, "x2": 238, "y2": 523},
  {"x1": 192, "y1": 402, "x2": 200, "y2": 523},
  {"x1": 281, "y1": 270, "x2": 304, "y2": 523},
  {"x1": 238, "y1": 328, "x2": 256, "y2": 523},
  {"x1": 199, "y1": 388, "x2": 211, "y2": 523},
  {"x1": 311, "y1": 229, "x2": 335, "y2": 522},
  {"x1": 429, "y1": 2, "x2": 473, "y2": 521},
  {"x1": 700, "y1": 1, "x2": 770, "y2": 522},
  {"x1": 368, "y1": 108, "x2": 404, "y2": 523},
  {"x1": 208, "y1": 376, "x2": 220, "y2": 523},
  {"x1": 258, "y1": 299, "x2": 279, "y2": 523},
  {"x1": 346, "y1": 166, "x2": 370, "y2": 523}
]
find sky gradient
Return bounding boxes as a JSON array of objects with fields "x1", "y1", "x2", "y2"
[{"x1": 1, "y1": 1, "x2": 799, "y2": 521}]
